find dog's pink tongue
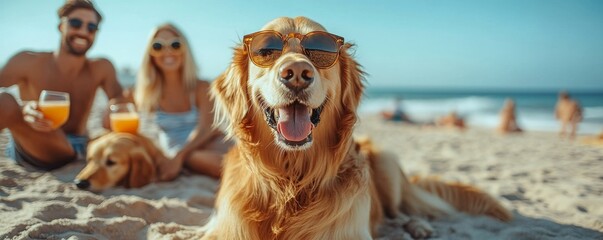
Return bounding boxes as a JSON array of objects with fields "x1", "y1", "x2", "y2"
[{"x1": 277, "y1": 103, "x2": 313, "y2": 142}]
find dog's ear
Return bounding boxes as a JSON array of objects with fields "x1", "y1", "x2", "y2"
[
  {"x1": 210, "y1": 45, "x2": 250, "y2": 138},
  {"x1": 133, "y1": 134, "x2": 165, "y2": 165},
  {"x1": 125, "y1": 148, "x2": 156, "y2": 188},
  {"x1": 338, "y1": 43, "x2": 365, "y2": 113},
  {"x1": 330, "y1": 43, "x2": 366, "y2": 155}
]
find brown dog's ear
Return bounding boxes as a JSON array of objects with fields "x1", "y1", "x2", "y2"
[
  {"x1": 210, "y1": 45, "x2": 250, "y2": 138},
  {"x1": 339, "y1": 43, "x2": 366, "y2": 113},
  {"x1": 133, "y1": 134, "x2": 166, "y2": 165},
  {"x1": 125, "y1": 148, "x2": 156, "y2": 188},
  {"x1": 332, "y1": 43, "x2": 366, "y2": 155}
]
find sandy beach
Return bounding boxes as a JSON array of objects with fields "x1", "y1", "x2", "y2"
[{"x1": 1, "y1": 99, "x2": 602, "y2": 239}]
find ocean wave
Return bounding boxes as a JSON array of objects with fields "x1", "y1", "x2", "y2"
[
  {"x1": 584, "y1": 107, "x2": 603, "y2": 119},
  {"x1": 360, "y1": 96, "x2": 602, "y2": 134},
  {"x1": 360, "y1": 96, "x2": 499, "y2": 114}
]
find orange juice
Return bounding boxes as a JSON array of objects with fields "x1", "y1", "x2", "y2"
[
  {"x1": 38, "y1": 101, "x2": 70, "y2": 129},
  {"x1": 110, "y1": 112, "x2": 140, "y2": 134}
]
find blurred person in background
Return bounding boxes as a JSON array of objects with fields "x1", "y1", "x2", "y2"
[
  {"x1": 497, "y1": 98, "x2": 522, "y2": 134},
  {"x1": 555, "y1": 91, "x2": 582, "y2": 139},
  {"x1": 381, "y1": 97, "x2": 412, "y2": 123}
]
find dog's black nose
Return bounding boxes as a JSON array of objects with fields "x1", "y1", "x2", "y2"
[
  {"x1": 74, "y1": 179, "x2": 90, "y2": 189},
  {"x1": 279, "y1": 61, "x2": 314, "y2": 91}
]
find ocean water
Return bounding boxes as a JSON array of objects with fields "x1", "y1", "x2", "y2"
[{"x1": 361, "y1": 88, "x2": 603, "y2": 135}]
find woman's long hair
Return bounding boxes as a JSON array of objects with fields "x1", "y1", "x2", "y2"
[{"x1": 134, "y1": 23, "x2": 199, "y2": 112}]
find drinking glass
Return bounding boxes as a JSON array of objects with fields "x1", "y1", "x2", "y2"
[
  {"x1": 38, "y1": 90, "x2": 70, "y2": 129},
  {"x1": 110, "y1": 103, "x2": 140, "y2": 134}
]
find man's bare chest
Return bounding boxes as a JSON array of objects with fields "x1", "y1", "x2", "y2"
[{"x1": 21, "y1": 66, "x2": 100, "y2": 101}]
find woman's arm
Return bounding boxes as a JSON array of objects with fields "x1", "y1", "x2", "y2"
[
  {"x1": 177, "y1": 80, "x2": 219, "y2": 157},
  {"x1": 158, "y1": 80, "x2": 223, "y2": 181}
]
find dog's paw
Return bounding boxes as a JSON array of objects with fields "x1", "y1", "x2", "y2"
[{"x1": 403, "y1": 217, "x2": 434, "y2": 239}]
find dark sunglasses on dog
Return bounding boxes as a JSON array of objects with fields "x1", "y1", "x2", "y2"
[
  {"x1": 243, "y1": 30, "x2": 344, "y2": 69},
  {"x1": 66, "y1": 18, "x2": 99, "y2": 33},
  {"x1": 150, "y1": 39, "x2": 182, "y2": 55}
]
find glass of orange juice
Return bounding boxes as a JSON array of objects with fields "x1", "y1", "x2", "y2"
[
  {"x1": 38, "y1": 90, "x2": 70, "y2": 129},
  {"x1": 110, "y1": 103, "x2": 139, "y2": 134}
]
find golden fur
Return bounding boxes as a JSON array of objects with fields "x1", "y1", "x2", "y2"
[
  {"x1": 75, "y1": 132, "x2": 165, "y2": 192},
  {"x1": 204, "y1": 17, "x2": 512, "y2": 239}
]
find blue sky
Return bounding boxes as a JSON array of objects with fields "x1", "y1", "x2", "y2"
[{"x1": 1, "y1": 0, "x2": 602, "y2": 90}]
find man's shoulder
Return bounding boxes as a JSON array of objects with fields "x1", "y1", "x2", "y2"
[
  {"x1": 87, "y1": 57, "x2": 115, "y2": 70},
  {"x1": 87, "y1": 57, "x2": 117, "y2": 79},
  {"x1": 10, "y1": 51, "x2": 52, "y2": 63}
]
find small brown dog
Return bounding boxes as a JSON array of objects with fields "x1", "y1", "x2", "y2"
[{"x1": 74, "y1": 132, "x2": 166, "y2": 192}]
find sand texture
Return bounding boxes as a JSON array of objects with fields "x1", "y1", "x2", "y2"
[{"x1": 1, "y1": 110, "x2": 602, "y2": 239}]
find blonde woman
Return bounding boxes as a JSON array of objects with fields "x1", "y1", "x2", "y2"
[{"x1": 132, "y1": 23, "x2": 230, "y2": 180}]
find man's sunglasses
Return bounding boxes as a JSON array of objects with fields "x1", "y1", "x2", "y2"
[
  {"x1": 243, "y1": 31, "x2": 344, "y2": 69},
  {"x1": 66, "y1": 18, "x2": 98, "y2": 33},
  {"x1": 150, "y1": 39, "x2": 182, "y2": 55}
]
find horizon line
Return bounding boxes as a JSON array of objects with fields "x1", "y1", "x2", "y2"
[{"x1": 365, "y1": 86, "x2": 603, "y2": 93}]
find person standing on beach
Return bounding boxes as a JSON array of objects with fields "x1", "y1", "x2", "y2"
[
  {"x1": 0, "y1": 0, "x2": 123, "y2": 170},
  {"x1": 497, "y1": 98, "x2": 522, "y2": 134},
  {"x1": 128, "y1": 23, "x2": 231, "y2": 180},
  {"x1": 555, "y1": 91, "x2": 583, "y2": 139}
]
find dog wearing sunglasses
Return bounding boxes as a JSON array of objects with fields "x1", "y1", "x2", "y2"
[
  {"x1": 74, "y1": 132, "x2": 165, "y2": 192},
  {"x1": 203, "y1": 17, "x2": 512, "y2": 239}
]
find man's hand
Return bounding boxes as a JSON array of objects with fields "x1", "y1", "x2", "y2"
[{"x1": 22, "y1": 101, "x2": 54, "y2": 132}]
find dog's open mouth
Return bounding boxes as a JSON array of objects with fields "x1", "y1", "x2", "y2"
[{"x1": 264, "y1": 101, "x2": 323, "y2": 148}]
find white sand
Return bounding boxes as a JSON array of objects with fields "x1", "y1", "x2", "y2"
[
  {"x1": 356, "y1": 117, "x2": 603, "y2": 239},
  {"x1": 1, "y1": 103, "x2": 602, "y2": 239}
]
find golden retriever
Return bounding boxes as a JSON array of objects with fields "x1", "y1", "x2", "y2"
[
  {"x1": 204, "y1": 16, "x2": 512, "y2": 239},
  {"x1": 74, "y1": 132, "x2": 165, "y2": 192}
]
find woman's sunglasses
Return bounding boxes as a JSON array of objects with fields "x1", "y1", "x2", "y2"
[
  {"x1": 150, "y1": 39, "x2": 182, "y2": 55},
  {"x1": 243, "y1": 31, "x2": 344, "y2": 69},
  {"x1": 66, "y1": 18, "x2": 98, "y2": 33}
]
